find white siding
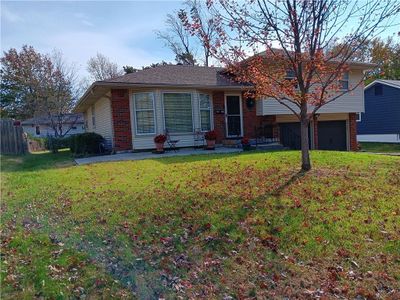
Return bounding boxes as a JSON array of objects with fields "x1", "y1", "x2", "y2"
[
  {"x1": 130, "y1": 89, "x2": 212, "y2": 150},
  {"x1": 257, "y1": 69, "x2": 365, "y2": 115},
  {"x1": 84, "y1": 94, "x2": 114, "y2": 148}
]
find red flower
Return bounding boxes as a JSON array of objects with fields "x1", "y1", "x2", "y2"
[
  {"x1": 204, "y1": 130, "x2": 217, "y2": 140},
  {"x1": 154, "y1": 134, "x2": 167, "y2": 143},
  {"x1": 241, "y1": 137, "x2": 250, "y2": 145}
]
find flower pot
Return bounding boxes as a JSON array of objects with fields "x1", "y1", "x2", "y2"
[
  {"x1": 206, "y1": 139, "x2": 216, "y2": 150},
  {"x1": 155, "y1": 142, "x2": 165, "y2": 152}
]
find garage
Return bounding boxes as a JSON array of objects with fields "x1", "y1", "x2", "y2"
[
  {"x1": 279, "y1": 122, "x2": 310, "y2": 150},
  {"x1": 280, "y1": 120, "x2": 348, "y2": 151},
  {"x1": 317, "y1": 121, "x2": 347, "y2": 150}
]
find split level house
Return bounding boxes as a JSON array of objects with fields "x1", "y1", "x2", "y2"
[{"x1": 74, "y1": 63, "x2": 374, "y2": 152}]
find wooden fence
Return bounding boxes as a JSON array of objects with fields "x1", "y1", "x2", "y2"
[{"x1": 0, "y1": 119, "x2": 27, "y2": 155}]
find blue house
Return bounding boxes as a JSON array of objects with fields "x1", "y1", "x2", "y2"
[{"x1": 357, "y1": 80, "x2": 400, "y2": 143}]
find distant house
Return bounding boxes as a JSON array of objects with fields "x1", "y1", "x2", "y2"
[
  {"x1": 357, "y1": 80, "x2": 400, "y2": 143},
  {"x1": 73, "y1": 63, "x2": 373, "y2": 152},
  {"x1": 21, "y1": 113, "x2": 85, "y2": 138}
]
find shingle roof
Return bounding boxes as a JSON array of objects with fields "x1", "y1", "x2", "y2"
[
  {"x1": 365, "y1": 79, "x2": 400, "y2": 90},
  {"x1": 21, "y1": 113, "x2": 84, "y2": 125},
  {"x1": 101, "y1": 65, "x2": 247, "y2": 87}
]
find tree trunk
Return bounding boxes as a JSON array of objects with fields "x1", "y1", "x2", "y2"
[{"x1": 300, "y1": 118, "x2": 311, "y2": 171}]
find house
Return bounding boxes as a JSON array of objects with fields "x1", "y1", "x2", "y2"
[
  {"x1": 22, "y1": 113, "x2": 85, "y2": 138},
  {"x1": 73, "y1": 63, "x2": 373, "y2": 152},
  {"x1": 357, "y1": 80, "x2": 400, "y2": 143}
]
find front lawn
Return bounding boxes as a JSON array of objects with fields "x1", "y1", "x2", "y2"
[
  {"x1": 1, "y1": 150, "x2": 399, "y2": 299},
  {"x1": 360, "y1": 142, "x2": 400, "y2": 153}
]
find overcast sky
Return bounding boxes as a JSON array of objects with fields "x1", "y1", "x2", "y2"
[
  {"x1": 1, "y1": 0, "x2": 399, "y2": 81},
  {"x1": 1, "y1": 1, "x2": 183, "y2": 79}
]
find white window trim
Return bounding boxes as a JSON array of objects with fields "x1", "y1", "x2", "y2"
[
  {"x1": 162, "y1": 91, "x2": 195, "y2": 134},
  {"x1": 356, "y1": 112, "x2": 362, "y2": 122},
  {"x1": 225, "y1": 94, "x2": 244, "y2": 138},
  {"x1": 198, "y1": 93, "x2": 213, "y2": 132},
  {"x1": 132, "y1": 92, "x2": 156, "y2": 136}
]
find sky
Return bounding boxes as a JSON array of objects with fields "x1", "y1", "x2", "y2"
[
  {"x1": 1, "y1": 1, "x2": 184, "y2": 79},
  {"x1": 1, "y1": 0, "x2": 399, "y2": 81}
]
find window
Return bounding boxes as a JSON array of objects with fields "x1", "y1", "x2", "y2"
[
  {"x1": 199, "y1": 94, "x2": 212, "y2": 131},
  {"x1": 35, "y1": 126, "x2": 40, "y2": 135},
  {"x1": 285, "y1": 69, "x2": 298, "y2": 88},
  {"x1": 356, "y1": 112, "x2": 362, "y2": 122},
  {"x1": 91, "y1": 105, "x2": 96, "y2": 128},
  {"x1": 163, "y1": 93, "x2": 193, "y2": 133},
  {"x1": 339, "y1": 72, "x2": 349, "y2": 90},
  {"x1": 374, "y1": 85, "x2": 383, "y2": 96},
  {"x1": 133, "y1": 92, "x2": 156, "y2": 135}
]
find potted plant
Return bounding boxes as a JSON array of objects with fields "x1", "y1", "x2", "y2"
[
  {"x1": 204, "y1": 130, "x2": 217, "y2": 150},
  {"x1": 241, "y1": 137, "x2": 252, "y2": 151},
  {"x1": 154, "y1": 134, "x2": 167, "y2": 153}
]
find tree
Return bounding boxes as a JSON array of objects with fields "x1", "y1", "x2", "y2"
[
  {"x1": 87, "y1": 53, "x2": 123, "y2": 81},
  {"x1": 156, "y1": 13, "x2": 197, "y2": 65},
  {"x1": 185, "y1": 0, "x2": 399, "y2": 171},
  {"x1": 179, "y1": 0, "x2": 219, "y2": 66},
  {"x1": 1, "y1": 46, "x2": 80, "y2": 140},
  {"x1": 123, "y1": 65, "x2": 138, "y2": 74},
  {"x1": 329, "y1": 37, "x2": 400, "y2": 82},
  {"x1": 157, "y1": 0, "x2": 218, "y2": 66}
]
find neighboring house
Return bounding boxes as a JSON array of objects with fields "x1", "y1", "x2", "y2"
[
  {"x1": 357, "y1": 80, "x2": 400, "y2": 143},
  {"x1": 22, "y1": 113, "x2": 85, "y2": 138},
  {"x1": 73, "y1": 63, "x2": 373, "y2": 152}
]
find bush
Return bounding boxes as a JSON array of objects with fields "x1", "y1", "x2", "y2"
[
  {"x1": 45, "y1": 136, "x2": 71, "y2": 151},
  {"x1": 69, "y1": 133, "x2": 105, "y2": 156}
]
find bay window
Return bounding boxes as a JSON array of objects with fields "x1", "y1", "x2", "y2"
[
  {"x1": 199, "y1": 94, "x2": 211, "y2": 131},
  {"x1": 163, "y1": 93, "x2": 193, "y2": 133},
  {"x1": 133, "y1": 92, "x2": 155, "y2": 134}
]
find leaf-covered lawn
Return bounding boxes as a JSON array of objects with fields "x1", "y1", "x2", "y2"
[{"x1": 1, "y1": 150, "x2": 399, "y2": 299}]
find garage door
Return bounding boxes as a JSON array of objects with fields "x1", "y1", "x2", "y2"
[
  {"x1": 317, "y1": 121, "x2": 347, "y2": 150},
  {"x1": 279, "y1": 123, "x2": 311, "y2": 150}
]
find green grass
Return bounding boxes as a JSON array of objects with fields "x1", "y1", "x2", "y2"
[
  {"x1": 1, "y1": 150, "x2": 400, "y2": 299},
  {"x1": 360, "y1": 142, "x2": 400, "y2": 153}
]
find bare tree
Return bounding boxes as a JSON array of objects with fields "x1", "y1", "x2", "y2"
[
  {"x1": 179, "y1": 0, "x2": 219, "y2": 66},
  {"x1": 185, "y1": 0, "x2": 399, "y2": 170},
  {"x1": 87, "y1": 53, "x2": 123, "y2": 81},
  {"x1": 156, "y1": 13, "x2": 197, "y2": 65},
  {"x1": 40, "y1": 51, "x2": 80, "y2": 139}
]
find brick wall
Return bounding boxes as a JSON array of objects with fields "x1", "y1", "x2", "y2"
[
  {"x1": 242, "y1": 92, "x2": 257, "y2": 138},
  {"x1": 349, "y1": 113, "x2": 358, "y2": 151},
  {"x1": 111, "y1": 89, "x2": 132, "y2": 151},
  {"x1": 212, "y1": 91, "x2": 225, "y2": 143}
]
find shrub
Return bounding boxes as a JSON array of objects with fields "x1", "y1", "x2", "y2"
[
  {"x1": 154, "y1": 134, "x2": 167, "y2": 143},
  {"x1": 205, "y1": 130, "x2": 217, "y2": 140},
  {"x1": 69, "y1": 133, "x2": 105, "y2": 156},
  {"x1": 45, "y1": 136, "x2": 71, "y2": 151}
]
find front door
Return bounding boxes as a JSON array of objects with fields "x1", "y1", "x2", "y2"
[{"x1": 225, "y1": 95, "x2": 243, "y2": 137}]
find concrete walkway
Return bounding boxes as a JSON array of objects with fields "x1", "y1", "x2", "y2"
[{"x1": 75, "y1": 147, "x2": 243, "y2": 165}]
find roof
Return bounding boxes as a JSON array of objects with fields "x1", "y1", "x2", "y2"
[
  {"x1": 74, "y1": 65, "x2": 249, "y2": 112},
  {"x1": 104, "y1": 65, "x2": 246, "y2": 87},
  {"x1": 21, "y1": 113, "x2": 84, "y2": 126},
  {"x1": 365, "y1": 79, "x2": 400, "y2": 90}
]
